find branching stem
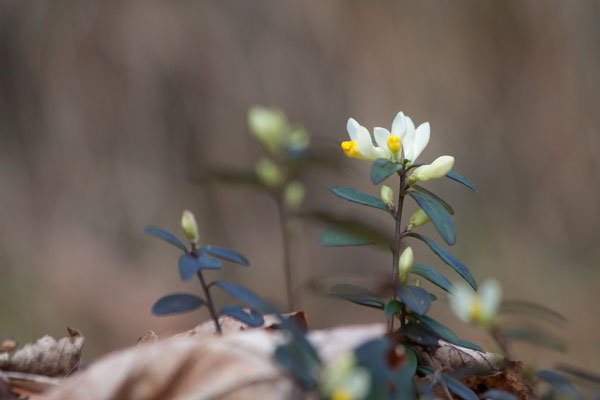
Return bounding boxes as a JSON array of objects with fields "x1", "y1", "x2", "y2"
[
  {"x1": 389, "y1": 168, "x2": 407, "y2": 332},
  {"x1": 197, "y1": 271, "x2": 222, "y2": 335}
]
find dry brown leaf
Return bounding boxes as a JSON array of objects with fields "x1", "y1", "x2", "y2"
[
  {"x1": 46, "y1": 323, "x2": 385, "y2": 400},
  {"x1": 137, "y1": 331, "x2": 159, "y2": 345},
  {"x1": 0, "y1": 327, "x2": 84, "y2": 377},
  {"x1": 0, "y1": 339, "x2": 17, "y2": 353}
]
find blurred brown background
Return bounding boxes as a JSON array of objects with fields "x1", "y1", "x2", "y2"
[{"x1": 1, "y1": 0, "x2": 599, "y2": 374}]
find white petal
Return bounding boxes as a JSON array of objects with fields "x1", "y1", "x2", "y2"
[
  {"x1": 355, "y1": 125, "x2": 378, "y2": 160},
  {"x1": 346, "y1": 118, "x2": 360, "y2": 141},
  {"x1": 402, "y1": 117, "x2": 416, "y2": 161},
  {"x1": 374, "y1": 127, "x2": 392, "y2": 154},
  {"x1": 481, "y1": 279, "x2": 502, "y2": 318},
  {"x1": 391, "y1": 112, "x2": 407, "y2": 139},
  {"x1": 411, "y1": 122, "x2": 430, "y2": 162},
  {"x1": 450, "y1": 283, "x2": 475, "y2": 323}
]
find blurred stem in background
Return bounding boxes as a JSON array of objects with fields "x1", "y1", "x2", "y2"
[{"x1": 276, "y1": 195, "x2": 294, "y2": 311}]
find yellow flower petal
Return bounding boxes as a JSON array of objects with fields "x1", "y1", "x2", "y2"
[{"x1": 341, "y1": 141, "x2": 361, "y2": 158}]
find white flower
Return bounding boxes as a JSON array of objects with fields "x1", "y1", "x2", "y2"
[
  {"x1": 320, "y1": 353, "x2": 371, "y2": 400},
  {"x1": 341, "y1": 118, "x2": 388, "y2": 161},
  {"x1": 389, "y1": 111, "x2": 430, "y2": 164},
  {"x1": 450, "y1": 278, "x2": 502, "y2": 328}
]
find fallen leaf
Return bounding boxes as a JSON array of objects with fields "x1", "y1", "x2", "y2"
[{"x1": 0, "y1": 327, "x2": 84, "y2": 377}]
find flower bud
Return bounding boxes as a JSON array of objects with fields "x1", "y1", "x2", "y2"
[
  {"x1": 398, "y1": 246, "x2": 414, "y2": 283},
  {"x1": 411, "y1": 155, "x2": 454, "y2": 182},
  {"x1": 380, "y1": 185, "x2": 394, "y2": 209},
  {"x1": 181, "y1": 210, "x2": 199, "y2": 244},
  {"x1": 285, "y1": 126, "x2": 310, "y2": 152},
  {"x1": 411, "y1": 279, "x2": 421, "y2": 287},
  {"x1": 284, "y1": 181, "x2": 306, "y2": 211},
  {"x1": 255, "y1": 158, "x2": 286, "y2": 187},
  {"x1": 248, "y1": 106, "x2": 287, "y2": 154},
  {"x1": 408, "y1": 209, "x2": 430, "y2": 230}
]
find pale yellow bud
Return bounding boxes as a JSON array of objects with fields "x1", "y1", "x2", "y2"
[
  {"x1": 255, "y1": 158, "x2": 286, "y2": 187},
  {"x1": 398, "y1": 247, "x2": 414, "y2": 283},
  {"x1": 285, "y1": 127, "x2": 310, "y2": 152},
  {"x1": 380, "y1": 185, "x2": 394, "y2": 209},
  {"x1": 411, "y1": 156, "x2": 454, "y2": 182},
  {"x1": 181, "y1": 210, "x2": 199, "y2": 244},
  {"x1": 408, "y1": 209, "x2": 430, "y2": 230},
  {"x1": 248, "y1": 106, "x2": 287, "y2": 154},
  {"x1": 411, "y1": 279, "x2": 421, "y2": 287},
  {"x1": 284, "y1": 181, "x2": 306, "y2": 211}
]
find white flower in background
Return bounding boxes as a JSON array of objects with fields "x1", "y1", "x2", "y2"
[
  {"x1": 450, "y1": 278, "x2": 502, "y2": 328},
  {"x1": 320, "y1": 353, "x2": 371, "y2": 400},
  {"x1": 410, "y1": 155, "x2": 454, "y2": 183},
  {"x1": 248, "y1": 106, "x2": 288, "y2": 154},
  {"x1": 341, "y1": 112, "x2": 430, "y2": 164}
]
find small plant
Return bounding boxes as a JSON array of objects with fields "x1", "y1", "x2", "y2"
[{"x1": 144, "y1": 210, "x2": 266, "y2": 334}]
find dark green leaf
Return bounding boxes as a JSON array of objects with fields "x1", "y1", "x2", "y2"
[
  {"x1": 455, "y1": 339, "x2": 486, "y2": 352},
  {"x1": 481, "y1": 390, "x2": 518, "y2": 400},
  {"x1": 412, "y1": 263, "x2": 456, "y2": 293},
  {"x1": 144, "y1": 226, "x2": 187, "y2": 252},
  {"x1": 328, "y1": 186, "x2": 392, "y2": 213},
  {"x1": 370, "y1": 158, "x2": 404, "y2": 184},
  {"x1": 397, "y1": 284, "x2": 431, "y2": 315},
  {"x1": 504, "y1": 327, "x2": 566, "y2": 351},
  {"x1": 329, "y1": 284, "x2": 385, "y2": 309},
  {"x1": 274, "y1": 343, "x2": 319, "y2": 388},
  {"x1": 354, "y1": 338, "x2": 394, "y2": 400},
  {"x1": 500, "y1": 300, "x2": 566, "y2": 325},
  {"x1": 538, "y1": 370, "x2": 583, "y2": 400},
  {"x1": 407, "y1": 190, "x2": 456, "y2": 246},
  {"x1": 202, "y1": 246, "x2": 249, "y2": 266},
  {"x1": 219, "y1": 305, "x2": 264, "y2": 327},
  {"x1": 406, "y1": 232, "x2": 477, "y2": 290},
  {"x1": 400, "y1": 321, "x2": 440, "y2": 346},
  {"x1": 179, "y1": 253, "x2": 221, "y2": 280},
  {"x1": 446, "y1": 170, "x2": 477, "y2": 192},
  {"x1": 412, "y1": 185, "x2": 455, "y2": 215},
  {"x1": 152, "y1": 293, "x2": 204, "y2": 316},
  {"x1": 443, "y1": 373, "x2": 478, "y2": 400},
  {"x1": 320, "y1": 225, "x2": 375, "y2": 246},
  {"x1": 214, "y1": 280, "x2": 269, "y2": 311},
  {"x1": 308, "y1": 212, "x2": 393, "y2": 249},
  {"x1": 555, "y1": 363, "x2": 600, "y2": 384},
  {"x1": 413, "y1": 314, "x2": 460, "y2": 343},
  {"x1": 385, "y1": 299, "x2": 403, "y2": 318}
]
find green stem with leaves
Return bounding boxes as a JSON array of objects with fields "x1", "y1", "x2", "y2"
[{"x1": 389, "y1": 168, "x2": 407, "y2": 332}]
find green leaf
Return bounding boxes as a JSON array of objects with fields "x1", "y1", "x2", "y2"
[
  {"x1": 396, "y1": 285, "x2": 431, "y2": 315},
  {"x1": 407, "y1": 190, "x2": 456, "y2": 246},
  {"x1": 370, "y1": 158, "x2": 404, "y2": 184},
  {"x1": 412, "y1": 185, "x2": 455, "y2": 215},
  {"x1": 481, "y1": 390, "x2": 518, "y2": 400},
  {"x1": 320, "y1": 225, "x2": 375, "y2": 246},
  {"x1": 443, "y1": 373, "x2": 478, "y2": 400},
  {"x1": 219, "y1": 305, "x2": 264, "y2": 327},
  {"x1": 144, "y1": 226, "x2": 187, "y2": 252},
  {"x1": 274, "y1": 343, "x2": 319, "y2": 388},
  {"x1": 309, "y1": 212, "x2": 393, "y2": 249},
  {"x1": 329, "y1": 284, "x2": 385, "y2": 309},
  {"x1": 446, "y1": 170, "x2": 477, "y2": 192},
  {"x1": 384, "y1": 299, "x2": 403, "y2": 318},
  {"x1": 179, "y1": 253, "x2": 221, "y2": 280},
  {"x1": 202, "y1": 246, "x2": 249, "y2": 266},
  {"x1": 214, "y1": 281, "x2": 269, "y2": 311},
  {"x1": 152, "y1": 293, "x2": 204, "y2": 316},
  {"x1": 400, "y1": 322, "x2": 440, "y2": 346},
  {"x1": 412, "y1": 264, "x2": 455, "y2": 293},
  {"x1": 555, "y1": 363, "x2": 600, "y2": 384},
  {"x1": 406, "y1": 232, "x2": 477, "y2": 290},
  {"x1": 412, "y1": 314, "x2": 460, "y2": 343},
  {"x1": 504, "y1": 327, "x2": 566, "y2": 351},
  {"x1": 500, "y1": 300, "x2": 566, "y2": 324},
  {"x1": 538, "y1": 370, "x2": 584, "y2": 400},
  {"x1": 455, "y1": 338, "x2": 486, "y2": 352},
  {"x1": 328, "y1": 186, "x2": 392, "y2": 213}
]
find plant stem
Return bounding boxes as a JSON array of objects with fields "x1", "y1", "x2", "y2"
[
  {"x1": 197, "y1": 271, "x2": 222, "y2": 335},
  {"x1": 389, "y1": 168, "x2": 407, "y2": 332},
  {"x1": 276, "y1": 196, "x2": 295, "y2": 312},
  {"x1": 490, "y1": 326, "x2": 511, "y2": 360}
]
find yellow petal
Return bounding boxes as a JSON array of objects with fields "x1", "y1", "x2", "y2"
[
  {"x1": 387, "y1": 134, "x2": 402, "y2": 154},
  {"x1": 341, "y1": 141, "x2": 362, "y2": 158}
]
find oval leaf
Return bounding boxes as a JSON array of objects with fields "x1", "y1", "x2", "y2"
[
  {"x1": 214, "y1": 280, "x2": 269, "y2": 311},
  {"x1": 179, "y1": 253, "x2": 222, "y2": 280},
  {"x1": 412, "y1": 264, "x2": 456, "y2": 293},
  {"x1": 406, "y1": 232, "x2": 477, "y2": 290},
  {"x1": 504, "y1": 327, "x2": 566, "y2": 351},
  {"x1": 400, "y1": 322, "x2": 440, "y2": 346},
  {"x1": 538, "y1": 370, "x2": 583, "y2": 400},
  {"x1": 413, "y1": 314, "x2": 459, "y2": 344},
  {"x1": 320, "y1": 225, "x2": 374, "y2": 247},
  {"x1": 412, "y1": 185, "x2": 455, "y2": 214},
  {"x1": 481, "y1": 390, "x2": 518, "y2": 400},
  {"x1": 407, "y1": 190, "x2": 456, "y2": 246},
  {"x1": 397, "y1": 285, "x2": 431, "y2": 315},
  {"x1": 144, "y1": 226, "x2": 187, "y2": 252},
  {"x1": 443, "y1": 373, "x2": 479, "y2": 400},
  {"x1": 384, "y1": 299, "x2": 403, "y2": 318},
  {"x1": 152, "y1": 293, "x2": 204, "y2": 316},
  {"x1": 371, "y1": 158, "x2": 404, "y2": 184},
  {"x1": 219, "y1": 304, "x2": 264, "y2": 327},
  {"x1": 446, "y1": 170, "x2": 477, "y2": 192},
  {"x1": 329, "y1": 284, "x2": 385, "y2": 309},
  {"x1": 328, "y1": 186, "x2": 392, "y2": 213},
  {"x1": 202, "y1": 246, "x2": 249, "y2": 266}
]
